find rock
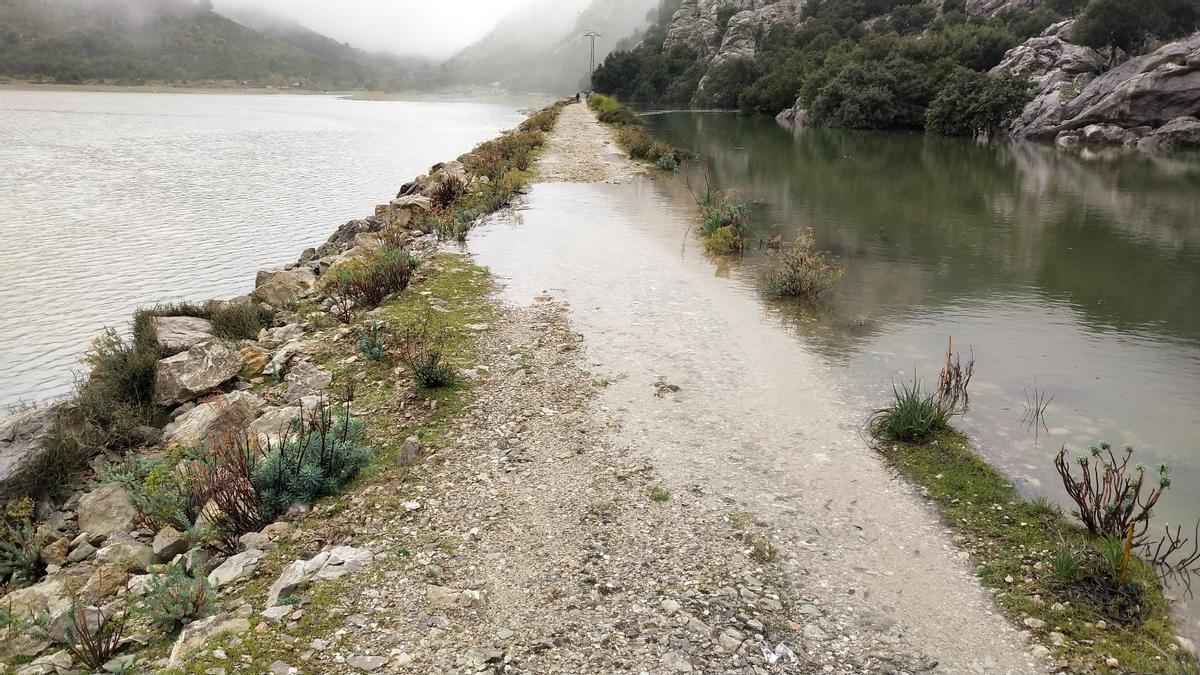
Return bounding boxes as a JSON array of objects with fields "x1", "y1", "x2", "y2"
[
  {"x1": 1023, "y1": 616, "x2": 1046, "y2": 629},
  {"x1": 460, "y1": 648, "x2": 503, "y2": 670},
  {"x1": 40, "y1": 538, "x2": 69, "y2": 567},
  {"x1": 317, "y1": 218, "x2": 384, "y2": 258},
  {"x1": 2, "y1": 566, "x2": 93, "y2": 641},
  {"x1": 239, "y1": 345, "x2": 270, "y2": 378},
  {"x1": 261, "y1": 605, "x2": 291, "y2": 623},
  {"x1": 251, "y1": 268, "x2": 317, "y2": 308},
  {"x1": 268, "y1": 661, "x2": 297, "y2": 675},
  {"x1": 661, "y1": 598, "x2": 682, "y2": 616},
  {"x1": 264, "y1": 547, "x2": 373, "y2": 607},
  {"x1": 77, "y1": 483, "x2": 139, "y2": 539},
  {"x1": 398, "y1": 435, "x2": 423, "y2": 466},
  {"x1": 207, "y1": 548, "x2": 265, "y2": 589},
  {"x1": 0, "y1": 632, "x2": 50, "y2": 662},
  {"x1": 1177, "y1": 635, "x2": 1197, "y2": 656},
  {"x1": 93, "y1": 535, "x2": 155, "y2": 572},
  {"x1": 82, "y1": 565, "x2": 130, "y2": 602},
  {"x1": 163, "y1": 390, "x2": 263, "y2": 448},
  {"x1": 284, "y1": 361, "x2": 332, "y2": 403},
  {"x1": 168, "y1": 606, "x2": 253, "y2": 667},
  {"x1": 661, "y1": 650, "x2": 694, "y2": 672},
  {"x1": 153, "y1": 526, "x2": 189, "y2": 561},
  {"x1": 1137, "y1": 115, "x2": 1200, "y2": 152},
  {"x1": 346, "y1": 655, "x2": 388, "y2": 672},
  {"x1": 267, "y1": 341, "x2": 306, "y2": 379},
  {"x1": 247, "y1": 406, "x2": 302, "y2": 448},
  {"x1": 238, "y1": 531, "x2": 273, "y2": 551},
  {"x1": 68, "y1": 541, "x2": 97, "y2": 562},
  {"x1": 16, "y1": 649, "x2": 74, "y2": 675},
  {"x1": 260, "y1": 323, "x2": 305, "y2": 347},
  {"x1": 153, "y1": 316, "x2": 215, "y2": 351},
  {"x1": 1059, "y1": 34, "x2": 1200, "y2": 133},
  {"x1": 776, "y1": 96, "x2": 807, "y2": 123},
  {"x1": 992, "y1": 20, "x2": 1105, "y2": 139},
  {"x1": 262, "y1": 521, "x2": 292, "y2": 540},
  {"x1": 154, "y1": 338, "x2": 243, "y2": 406},
  {"x1": 0, "y1": 403, "x2": 86, "y2": 502}
]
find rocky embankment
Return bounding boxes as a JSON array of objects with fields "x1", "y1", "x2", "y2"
[{"x1": 993, "y1": 21, "x2": 1200, "y2": 151}]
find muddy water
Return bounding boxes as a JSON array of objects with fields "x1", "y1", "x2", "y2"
[{"x1": 472, "y1": 132, "x2": 1200, "y2": 645}]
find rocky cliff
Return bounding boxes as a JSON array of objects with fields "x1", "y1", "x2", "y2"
[
  {"x1": 995, "y1": 24, "x2": 1200, "y2": 151},
  {"x1": 664, "y1": 0, "x2": 805, "y2": 66}
]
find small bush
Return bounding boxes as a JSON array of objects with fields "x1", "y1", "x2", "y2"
[
  {"x1": 589, "y1": 93, "x2": 643, "y2": 127},
  {"x1": 356, "y1": 321, "x2": 388, "y2": 361},
  {"x1": 698, "y1": 191, "x2": 747, "y2": 238},
  {"x1": 1, "y1": 500, "x2": 43, "y2": 589},
  {"x1": 398, "y1": 316, "x2": 456, "y2": 389},
  {"x1": 868, "y1": 378, "x2": 959, "y2": 443},
  {"x1": 648, "y1": 485, "x2": 670, "y2": 502},
  {"x1": 63, "y1": 598, "x2": 126, "y2": 670},
  {"x1": 655, "y1": 154, "x2": 680, "y2": 172},
  {"x1": 137, "y1": 565, "x2": 214, "y2": 632},
  {"x1": 758, "y1": 230, "x2": 843, "y2": 300},
  {"x1": 462, "y1": 130, "x2": 545, "y2": 181},
  {"x1": 324, "y1": 247, "x2": 419, "y2": 310},
  {"x1": 429, "y1": 173, "x2": 466, "y2": 210},
  {"x1": 705, "y1": 225, "x2": 744, "y2": 254},
  {"x1": 518, "y1": 101, "x2": 567, "y2": 133},
  {"x1": 251, "y1": 406, "x2": 373, "y2": 523},
  {"x1": 209, "y1": 301, "x2": 273, "y2": 341},
  {"x1": 77, "y1": 329, "x2": 166, "y2": 447},
  {"x1": 1054, "y1": 442, "x2": 1169, "y2": 545}
]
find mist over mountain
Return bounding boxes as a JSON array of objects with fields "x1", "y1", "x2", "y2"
[
  {"x1": 0, "y1": 0, "x2": 423, "y2": 89},
  {"x1": 435, "y1": 0, "x2": 661, "y2": 94}
]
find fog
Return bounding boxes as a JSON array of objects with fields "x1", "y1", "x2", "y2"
[{"x1": 214, "y1": 0, "x2": 541, "y2": 59}]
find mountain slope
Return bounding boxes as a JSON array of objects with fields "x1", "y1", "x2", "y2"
[
  {"x1": 0, "y1": 0, "x2": 414, "y2": 89},
  {"x1": 437, "y1": 0, "x2": 660, "y2": 93}
]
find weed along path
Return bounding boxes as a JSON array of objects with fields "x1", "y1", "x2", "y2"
[{"x1": 472, "y1": 102, "x2": 1048, "y2": 673}]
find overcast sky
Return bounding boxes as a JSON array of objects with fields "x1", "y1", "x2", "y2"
[{"x1": 215, "y1": 0, "x2": 536, "y2": 59}]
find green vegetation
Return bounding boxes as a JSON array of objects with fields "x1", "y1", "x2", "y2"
[
  {"x1": 648, "y1": 485, "x2": 671, "y2": 502},
  {"x1": 252, "y1": 408, "x2": 373, "y2": 523},
  {"x1": 878, "y1": 430, "x2": 1193, "y2": 671},
  {"x1": 0, "y1": 0, "x2": 419, "y2": 88},
  {"x1": 926, "y1": 68, "x2": 1033, "y2": 136},
  {"x1": 63, "y1": 599, "x2": 126, "y2": 670},
  {"x1": 695, "y1": 189, "x2": 748, "y2": 255},
  {"x1": 77, "y1": 328, "x2": 167, "y2": 447},
  {"x1": 397, "y1": 316, "x2": 457, "y2": 389},
  {"x1": 0, "y1": 499, "x2": 42, "y2": 591},
  {"x1": 355, "y1": 321, "x2": 389, "y2": 362},
  {"x1": 593, "y1": 0, "x2": 1062, "y2": 136},
  {"x1": 589, "y1": 94, "x2": 687, "y2": 169},
  {"x1": 868, "y1": 377, "x2": 959, "y2": 443},
  {"x1": 1072, "y1": 0, "x2": 1200, "y2": 66},
  {"x1": 137, "y1": 565, "x2": 215, "y2": 632},
  {"x1": 758, "y1": 230, "x2": 844, "y2": 300},
  {"x1": 322, "y1": 247, "x2": 419, "y2": 311}
]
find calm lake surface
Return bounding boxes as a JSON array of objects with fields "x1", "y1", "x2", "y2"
[
  {"x1": 644, "y1": 113, "x2": 1200, "y2": 631},
  {"x1": 0, "y1": 90, "x2": 524, "y2": 409}
]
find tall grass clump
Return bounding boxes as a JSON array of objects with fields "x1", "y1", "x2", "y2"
[
  {"x1": 209, "y1": 301, "x2": 273, "y2": 340},
  {"x1": 398, "y1": 315, "x2": 456, "y2": 389},
  {"x1": 696, "y1": 189, "x2": 748, "y2": 255},
  {"x1": 867, "y1": 377, "x2": 959, "y2": 443},
  {"x1": 759, "y1": 230, "x2": 843, "y2": 300},
  {"x1": 588, "y1": 93, "x2": 642, "y2": 126}
]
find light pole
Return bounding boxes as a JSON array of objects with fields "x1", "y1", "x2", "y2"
[{"x1": 584, "y1": 31, "x2": 602, "y2": 79}]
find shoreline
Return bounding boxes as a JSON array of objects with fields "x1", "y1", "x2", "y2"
[{"x1": 0, "y1": 100, "x2": 1195, "y2": 673}]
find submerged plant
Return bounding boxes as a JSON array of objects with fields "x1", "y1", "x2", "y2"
[{"x1": 758, "y1": 229, "x2": 843, "y2": 300}]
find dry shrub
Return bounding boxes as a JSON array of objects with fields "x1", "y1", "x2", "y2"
[
  {"x1": 758, "y1": 230, "x2": 843, "y2": 300},
  {"x1": 323, "y1": 247, "x2": 419, "y2": 310},
  {"x1": 429, "y1": 173, "x2": 466, "y2": 210}
]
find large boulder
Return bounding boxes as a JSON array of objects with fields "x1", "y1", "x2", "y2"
[
  {"x1": 154, "y1": 338, "x2": 242, "y2": 406},
  {"x1": 92, "y1": 534, "x2": 155, "y2": 572},
  {"x1": 246, "y1": 406, "x2": 303, "y2": 448},
  {"x1": 76, "y1": 483, "x2": 139, "y2": 539},
  {"x1": 0, "y1": 404, "x2": 74, "y2": 501},
  {"x1": 2, "y1": 565, "x2": 93, "y2": 641},
  {"x1": 1057, "y1": 34, "x2": 1200, "y2": 133},
  {"x1": 207, "y1": 548, "x2": 265, "y2": 589},
  {"x1": 992, "y1": 20, "x2": 1105, "y2": 138},
  {"x1": 153, "y1": 316, "x2": 215, "y2": 351},
  {"x1": 316, "y1": 218, "x2": 384, "y2": 258},
  {"x1": 252, "y1": 267, "x2": 317, "y2": 308},
  {"x1": 162, "y1": 390, "x2": 263, "y2": 448},
  {"x1": 1137, "y1": 115, "x2": 1200, "y2": 152}
]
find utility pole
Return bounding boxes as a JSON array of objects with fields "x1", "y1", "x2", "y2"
[{"x1": 584, "y1": 31, "x2": 602, "y2": 78}]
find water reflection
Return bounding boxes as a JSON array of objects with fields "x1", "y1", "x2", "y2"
[{"x1": 646, "y1": 113, "x2": 1200, "y2": 632}]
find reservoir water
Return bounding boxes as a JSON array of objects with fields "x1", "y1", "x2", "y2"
[{"x1": 0, "y1": 90, "x2": 523, "y2": 409}]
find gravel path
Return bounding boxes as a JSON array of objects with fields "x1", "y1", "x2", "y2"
[{"x1": 535, "y1": 102, "x2": 640, "y2": 183}]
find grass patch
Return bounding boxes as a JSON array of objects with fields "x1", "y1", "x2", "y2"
[
  {"x1": 878, "y1": 429, "x2": 1194, "y2": 672},
  {"x1": 589, "y1": 93, "x2": 687, "y2": 170},
  {"x1": 648, "y1": 485, "x2": 670, "y2": 502},
  {"x1": 868, "y1": 377, "x2": 959, "y2": 443}
]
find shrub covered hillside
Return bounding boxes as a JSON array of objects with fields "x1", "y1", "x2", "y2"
[
  {"x1": 0, "y1": 0, "x2": 418, "y2": 88},
  {"x1": 593, "y1": 0, "x2": 1200, "y2": 136}
]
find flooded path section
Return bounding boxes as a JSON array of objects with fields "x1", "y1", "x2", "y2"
[{"x1": 470, "y1": 104, "x2": 1046, "y2": 672}]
